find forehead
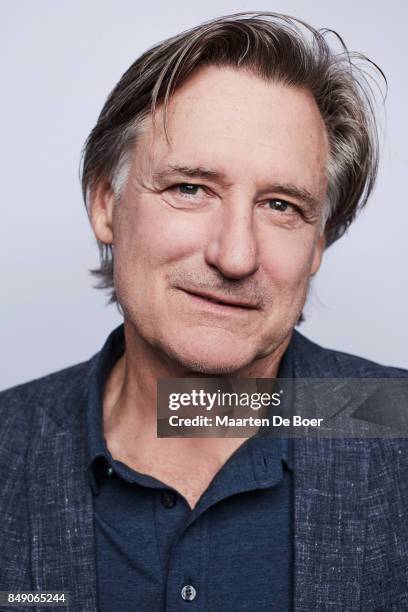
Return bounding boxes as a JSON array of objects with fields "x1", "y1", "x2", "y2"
[{"x1": 136, "y1": 65, "x2": 329, "y2": 195}]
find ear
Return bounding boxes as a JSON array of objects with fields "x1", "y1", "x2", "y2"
[
  {"x1": 89, "y1": 181, "x2": 115, "y2": 245},
  {"x1": 310, "y1": 233, "x2": 326, "y2": 276}
]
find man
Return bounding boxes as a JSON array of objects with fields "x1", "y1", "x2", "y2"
[{"x1": 1, "y1": 11, "x2": 407, "y2": 612}]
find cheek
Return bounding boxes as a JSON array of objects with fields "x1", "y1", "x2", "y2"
[
  {"x1": 259, "y1": 228, "x2": 318, "y2": 292},
  {"x1": 113, "y1": 196, "x2": 208, "y2": 272}
]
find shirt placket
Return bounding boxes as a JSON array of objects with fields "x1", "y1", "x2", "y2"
[{"x1": 164, "y1": 509, "x2": 210, "y2": 612}]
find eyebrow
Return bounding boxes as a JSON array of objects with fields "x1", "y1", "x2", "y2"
[
  {"x1": 153, "y1": 164, "x2": 321, "y2": 209},
  {"x1": 153, "y1": 164, "x2": 225, "y2": 182}
]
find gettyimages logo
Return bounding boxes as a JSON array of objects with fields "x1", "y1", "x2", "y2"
[
  {"x1": 157, "y1": 378, "x2": 408, "y2": 439},
  {"x1": 167, "y1": 388, "x2": 282, "y2": 411}
]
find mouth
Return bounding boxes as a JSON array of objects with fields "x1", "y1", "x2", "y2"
[{"x1": 178, "y1": 288, "x2": 259, "y2": 311}]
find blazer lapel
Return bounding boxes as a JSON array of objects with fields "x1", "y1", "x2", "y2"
[
  {"x1": 293, "y1": 435, "x2": 370, "y2": 610},
  {"x1": 27, "y1": 374, "x2": 97, "y2": 612},
  {"x1": 291, "y1": 334, "x2": 371, "y2": 611}
]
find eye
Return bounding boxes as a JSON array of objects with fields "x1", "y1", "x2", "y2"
[
  {"x1": 267, "y1": 199, "x2": 295, "y2": 213},
  {"x1": 162, "y1": 182, "x2": 211, "y2": 210},
  {"x1": 176, "y1": 183, "x2": 201, "y2": 196}
]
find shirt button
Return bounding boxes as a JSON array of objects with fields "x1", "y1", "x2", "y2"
[
  {"x1": 106, "y1": 466, "x2": 113, "y2": 476},
  {"x1": 161, "y1": 491, "x2": 177, "y2": 508},
  {"x1": 181, "y1": 584, "x2": 197, "y2": 601}
]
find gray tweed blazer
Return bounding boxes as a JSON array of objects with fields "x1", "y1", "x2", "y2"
[{"x1": 1, "y1": 329, "x2": 408, "y2": 612}]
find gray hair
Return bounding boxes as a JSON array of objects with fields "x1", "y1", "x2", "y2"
[{"x1": 81, "y1": 11, "x2": 385, "y2": 303}]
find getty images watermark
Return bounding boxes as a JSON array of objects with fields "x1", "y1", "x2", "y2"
[
  {"x1": 166, "y1": 388, "x2": 321, "y2": 428},
  {"x1": 157, "y1": 378, "x2": 408, "y2": 438},
  {"x1": 168, "y1": 388, "x2": 282, "y2": 411}
]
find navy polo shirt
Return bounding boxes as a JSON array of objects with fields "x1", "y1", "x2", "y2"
[{"x1": 86, "y1": 325, "x2": 294, "y2": 611}]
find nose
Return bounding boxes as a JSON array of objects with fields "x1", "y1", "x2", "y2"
[{"x1": 204, "y1": 198, "x2": 260, "y2": 280}]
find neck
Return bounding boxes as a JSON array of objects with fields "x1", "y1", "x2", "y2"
[{"x1": 103, "y1": 320, "x2": 292, "y2": 456}]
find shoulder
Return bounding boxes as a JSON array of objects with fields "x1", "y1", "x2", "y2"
[
  {"x1": 292, "y1": 332, "x2": 408, "y2": 464},
  {"x1": 0, "y1": 359, "x2": 93, "y2": 430},
  {"x1": 291, "y1": 330, "x2": 408, "y2": 378}
]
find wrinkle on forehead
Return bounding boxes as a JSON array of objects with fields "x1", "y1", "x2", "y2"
[{"x1": 127, "y1": 66, "x2": 329, "y2": 208}]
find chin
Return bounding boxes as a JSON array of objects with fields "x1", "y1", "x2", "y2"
[
  {"x1": 170, "y1": 356, "x2": 250, "y2": 375},
  {"x1": 159, "y1": 333, "x2": 258, "y2": 375}
]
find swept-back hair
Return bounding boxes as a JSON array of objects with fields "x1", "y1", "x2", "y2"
[{"x1": 81, "y1": 11, "x2": 385, "y2": 303}]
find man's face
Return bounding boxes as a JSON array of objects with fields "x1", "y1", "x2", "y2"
[{"x1": 94, "y1": 66, "x2": 328, "y2": 374}]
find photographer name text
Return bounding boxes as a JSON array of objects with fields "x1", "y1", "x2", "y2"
[{"x1": 167, "y1": 415, "x2": 323, "y2": 428}]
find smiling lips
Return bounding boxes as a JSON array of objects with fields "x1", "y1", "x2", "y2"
[{"x1": 180, "y1": 288, "x2": 260, "y2": 310}]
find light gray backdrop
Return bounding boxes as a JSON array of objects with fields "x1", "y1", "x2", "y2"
[{"x1": 1, "y1": 0, "x2": 407, "y2": 390}]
